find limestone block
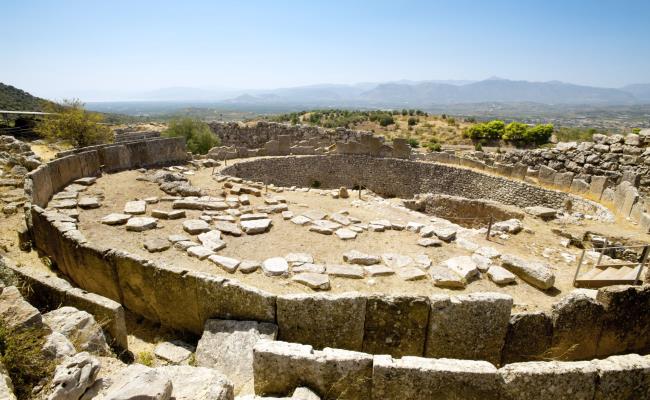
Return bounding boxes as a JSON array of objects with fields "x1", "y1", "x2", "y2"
[
  {"x1": 592, "y1": 354, "x2": 650, "y2": 400},
  {"x1": 550, "y1": 289, "x2": 604, "y2": 360},
  {"x1": 196, "y1": 319, "x2": 277, "y2": 390},
  {"x1": 276, "y1": 293, "x2": 366, "y2": 351},
  {"x1": 499, "y1": 360, "x2": 597, "y2": 400},
  {"x1": 155, "y1": 365, "x2": 234, "y2": 400},
  {"x1": 0, "y1": 285, "x2": 43, "y2": 331},
  {"x1": 253, "y1": 340, "x2": 372, "y2": 400},
  {"x1": 501, "y1": 254, "x2": 555, "y2": 290},
  {"x1": 501, "y1": 311, "x2": 552, "y2": 364},
  {"x1": 44, "y1": 306, "x2": 111, "y2": 355},
  {"x1": 538, "y1": 165, "x2": 556, "y2": 185},
  {"x1": 372, "y1": 355, "x2": 501, "y2": 400},
  {"x1": 570, "y1": 178, "x2": 590, "y2": 194},
  {"x1": 596, "y1": 285, "x2": 650, "y2": 356},
  {"x1": 553, "y1": 171, "x2": 574, "y2": 190},
  {"x1": 362, "y1": 295, "x2": 430, "y2": 357},
  {"x1": 425, "y1": 293, "x2": 512, "y2": 364}
]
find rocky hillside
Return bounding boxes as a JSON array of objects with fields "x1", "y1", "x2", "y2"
[{"x1": 0, "y1": 83, "x2": 52, "y2": 112}]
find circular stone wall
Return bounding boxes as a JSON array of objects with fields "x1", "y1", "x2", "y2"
[{"x1": 222, "y1": 155, "x2": 602, "y2": 212}]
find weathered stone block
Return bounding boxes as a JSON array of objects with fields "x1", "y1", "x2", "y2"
[
  {"x1": 372, "y1": 355, "x2": 501, "y2": 400},
  {"x1": 424, "y1": 293, "x2": 512, "y2": 365},
  {"x1": 362, "y1": 295, "x2": 429, "y2": 357},
  {"x1": 499, "y1": 360, "x2": 597, "y2": 400},
  {"x1": 253, "y1": 340, "x2": 373, "y2": 400},
  {"x1": 550, "y1": 289, "x2": 604, "y2": 360},
  {"x1": 501, "y1": 311, "x2": 552, "y2": 364},
  {"x1": 596, "y1": 285, "x2": 650, "y2": 356},
  {"x1": 553, "y1": 171, "x2": 574, "y2": 190},
  {"x1": 592, "y1": 354, "x2": 650, "y2": 400},
  {"x1": 277, "y1": 293, "x2": 366, "y2": 351},
  {"x1": 538, "y1": 165, "x2": 556, "y2": 185}
]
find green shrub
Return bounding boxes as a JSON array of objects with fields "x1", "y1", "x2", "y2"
[
  {"x1": 378, "y1": 114, "x2": 394, "y2": 127},
  {"x1": 35, "y1": 99, "x2": 112, "y2": 147},
  {"x1": 163, "y1": 118, "x2": 220, "y2": 155},
  {"x1": 137, "y1": 350, "x2": 154, "y2": 367},
  {"x1": 426, "y1": 142, "x2": 442, "y2": 152},
  {"x1": 525, "y1": 123, "x2": 554, "y2": 145},
  {"x1": 407, "y1": 117, "x2": 418, "y2": 126},
  {"x1": 475, "y1": 142, "x2": 483, "y2": 151},
  {"x1": 503, "y1": 121, "x2": 528, "y2": 141},
  {"x1": 0, "y1": 323, "x2": 55, "y2": 399},
  {"x1": 406, "y1": 138, "x2": 420, "y2": 148},
  {"x1": 632, "y1": 128, "x2": 641, "y2": 134}
]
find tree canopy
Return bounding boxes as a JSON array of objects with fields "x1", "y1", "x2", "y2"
[
  {"x1": 163, "y1": 117, "x2": 220, "y2": 154},
  {"x1": 35, "y1": 99, "x2": 112, "y2": 147}
]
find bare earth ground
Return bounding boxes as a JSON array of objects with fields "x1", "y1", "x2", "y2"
[{"x1": 67, "y1": 165, "x2": 649, "y2": 314}]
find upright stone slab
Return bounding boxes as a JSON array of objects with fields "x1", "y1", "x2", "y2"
[
  {"x1": 372, "y1": 355, "x2": 501, "y2": 400},
  {"x1": 550, "y1": 289, "x2": 604, "y2": 360},
  {"x1": 538, "y1": 165, "x2": 556, "y2": 185},
  {"x1": 589, "y1": 176, "x2": 609, "y2": 200},
  {"x1": 253, "y1": 340, "x2": 373, "y2": 400},
  {"x1": 596, "y1": 285, "x2": 650, "y2": 356},
  {"x1": 501, "y1": 311, "x2": 552, "y2": 364},
  {"x1": 276, "y1": 293, "x2": 366, "y2": 351},
  {"x1": 362, "y1": 295, "x2": 429, "y2": 357},
  {"x1": 425, "y1": 293, "x2": 512, "y2": 365},
  {"x1": 196, "y1": 319, "x2": 277, "y2": 391},
  {"x1": 499, "y1": 360, "x2": 597, "y2": 400},
  {"x1": 553, "y1": 172, "x2": 574, "y2": 190}
]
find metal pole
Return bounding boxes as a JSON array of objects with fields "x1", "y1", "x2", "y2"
[
  {"x1": 485, "y1": 216, "x2": 493, "y2": 241},
  {"x1": 633, "y1": 245, "x2": 649, "y2": 284}
]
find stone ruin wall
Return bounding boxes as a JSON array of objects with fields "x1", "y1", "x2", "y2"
[
  {"x1": 19, "y1": 137, "x2": 650, "y2": 398},
  {"x1": 221, "y1": 155, "x2": 601, "y2": 212},
  {"x1": 207, "y1": 121, "x2": 412, "y2": 160}
]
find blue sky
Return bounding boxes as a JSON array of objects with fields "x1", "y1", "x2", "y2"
[{"x1": 2, "y1": 0, "x2": 649, "y2": 100}]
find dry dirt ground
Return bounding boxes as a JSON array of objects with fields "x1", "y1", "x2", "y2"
[{"x1": 62, "y1": 164, "x2": 649, "y2": 314}]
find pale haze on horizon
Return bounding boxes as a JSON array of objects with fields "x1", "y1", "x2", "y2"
[{"x1": 2, "y1": 0, "x2": 650, "y2": 101}]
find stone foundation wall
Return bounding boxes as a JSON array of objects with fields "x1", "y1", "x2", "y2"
[
  {"x1": 22, "y1": 140, "x2": 650, "y2": 375},
  {"x1": 254, "y1": 340, "x2": 650, "y2": 400},
  {"x1": 222, "y1": 155, "x2": 602, "y2": 212}
]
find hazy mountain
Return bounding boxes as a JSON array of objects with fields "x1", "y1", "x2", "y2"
[
  {"x1": 621, "y1": 84, "x2": 650, "y2": 102},
  {"x1": 0, "y1": 82, "x2": 54, "y2": 111}
]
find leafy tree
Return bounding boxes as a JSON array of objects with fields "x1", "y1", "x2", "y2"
[
  {"x1": 401, "y1": 109, "x2": 408, "y2": 116},
  {"x1": 525, "y1": 123, "x2": 554, "y2": 145},
  {"x1": 378, "y1": 114, "x2": 394, "y2": 127},
  {"x1": 407, "y1": 117, "x2": 418, "y2": 126},
  {"x1": 503, "y1": 122, "x2": 528, "y2": 141},
  {"x1": 484, "y1": 120, "x2": 505, "y2": 139},
  {"x1": 163, "y1": 117, "x2": 220, "y2": 154},
  {"x1": 35, "y1": 99, "x2": 112, "y2": 147}
]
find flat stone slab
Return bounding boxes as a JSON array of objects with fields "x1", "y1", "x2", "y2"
[
  {"x1": 475, "y1": 246, "x2": 501, "y2": 259},
  {"x1": 168, "y1": 234, "x2": 189, "y2": 243},
  {"x1": 501, "y1": 254, "x2": 555, "y2": 289},
  {"x1": 240, "y1": 213, "x2": 269, "y2": 221},
  {"x1": 343, "y1": 250, "x2": 381, "y2": 265},
  {"x1": 241, "y1": 218, "x2": 272, "y2": 234},
  {"x1": 382, "y1": 253, "x2": 414, "y2": 269},
  {"x1": 144, "y1": 237, "x2": 171, "y2": 253},
  {"x1": 74, "y1": 177, "x2": 97, "y2": 186},
  {"x1": 124, "y1": 200, "x2": 146, "y2": 215},
  {"x1": 487, "y1": 265, "x2": 517, "y2": 285},
  {"x1": 418, "y1": 238, "x2": 443, "y2": 247},
  {"x1": 442, "y1": 256, "x2": 479, "y2": 281},
  {"x1": 397, "y1": 267, "x2": 427, "y2": 281},
  {"x1": 281, "y1": 211, "x2": 294, "y2": 220},
  {"x1": 335, "y1": 228, "x2": 357, "y2": 240},
  {"x1": 292, "y1": 273, "x2": 331, "y2": 290},
  {"x1": 196, "y1": 319, "x2": 277, "y2": 391},
  {"x1": 285, "y1": 253, "x2": 314, "y2": 265},
  {"x1": 414, "y1": 254, "x2": 432, "y2": 269},
  {"x1": 309, "y1": 219, "x2": 341, "y2": 235},
  {"x1": 208, "y1": 254, "x2": 240, "y2": 273},
  {"x1": 292, "y1": 263, "x2": 326, "y2": 274},
  {"x1": 78, "y1": 196, "x2": 101, "y2": 209},
  {"x1": 151, "y1": 209, "x2": 186, "y2": 219},
  {"x1": 262, "y1": 257, "x2": 289, "y2": 276},
  {"x1": 524, "y1": 206, "x2": 557, "y2": 220},
  {"x1": 239, "y1": 260, "x2": 261, "y2": 273},
  {"x1": 370, "y1": 219, "x2": 392, "y2": 228},
  {"x1": 364, "y1": 265, "x2": 395, "y2": 277},
  {"x1": 329, "y1": 213, "x2": 351, "y2": 226},
  {"x1": 183, "y1": 219, "x2": 211, "y2": 234},
  {"x1": 101, "y1": 213, "x2": 131, "y2": 225},
  {"x1": 429, "y1": 265, "x2": 465, "y2": 288},
  {"x1": 290, "y1": 215, "x2": 311, "y2": 225},
  {"x1": 326, "y1": 264, "x2": 365, "y2": 279},
  {"x1": 174, "y1": 240, "x2": 197, "y2": 250},
  {"x1": 126, "y1": 217, "x2": 157, "y2": 232},
  {"x1": 432, "y1": 226, "x2": 457, "y2": 242},
  {"x1": 187, "y1": 245, "x2": 214, "y2": 260},
  {"x1": 302, "y1": 210, "x2": 327, "y2": 221},
  {"x1": 214, "y1": 220, "x2": 243, "y2": 236},
  {"x1": 154, "y1": 340, "x2": 193, "y2": 364},
  {"x1": 406, "y1": 221, "x2": 425, "y2": 233}
]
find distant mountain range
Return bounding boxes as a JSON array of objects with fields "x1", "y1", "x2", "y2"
[{"x1": 220, "y1": 78, "x2": 648, "y2": 107}]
